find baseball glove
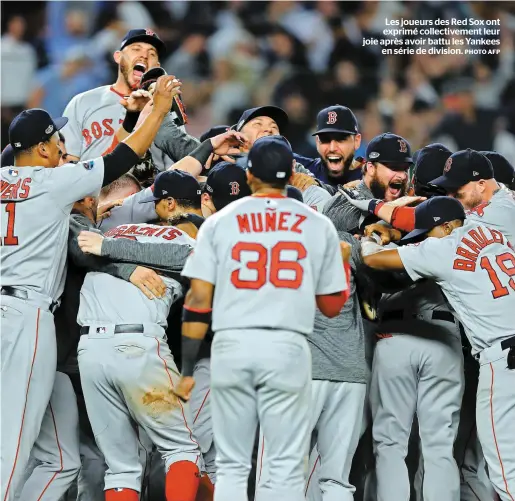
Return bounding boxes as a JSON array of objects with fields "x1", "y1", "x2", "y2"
[{"x1": 139, "y1": 67, "x2": 188, "y2": 126}]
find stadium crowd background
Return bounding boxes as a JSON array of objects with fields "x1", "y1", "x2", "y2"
[{"x1": 3, "y1": 0, "x2": 515, "y2": 164}]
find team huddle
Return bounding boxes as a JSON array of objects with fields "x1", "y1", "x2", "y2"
[{"x1": 1, "y1": 27, "x2": 514, "y2": 501}]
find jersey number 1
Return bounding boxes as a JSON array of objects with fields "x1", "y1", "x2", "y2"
[
  {"x1": 231, "y1": 241, "x2": 306, "y2": 290},
  {"x1": 480, "y1": 253, "x2": 515, "y2": 298},
  {"x1": 1, "y1": 202, "x2": 19, "y2": 246}
]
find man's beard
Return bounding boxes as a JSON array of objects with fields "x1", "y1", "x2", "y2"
[
  {"x1": 120, "y1": 58, "x2": 137, "y2": 91},
  {"x1": 323, "y1": 153, "x2": 354, "y2": 181},
  {"x1": 369, "y1": 172, "x2": 407, "y2": 200}
]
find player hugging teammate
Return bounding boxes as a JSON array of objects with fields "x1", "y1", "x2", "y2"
[{"x1": 1, "y1": 24, "x2": 515, "y2": 501}]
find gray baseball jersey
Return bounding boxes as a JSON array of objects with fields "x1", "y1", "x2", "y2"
[
  {"x1": 61, "y1": 86, "x2": 126, "y2": 160},
  {"x1": 302, "y1": 185, "x2": 332, "y2": 213},
  {"x1": 182, "y1": 195, "x2": 348, "y2": 334},
  {"x1": 398, "y1": 220, "x2": 515, "y2": 354},
  {"x1": 1, "y1": 159, "x2": 104, "y2": 301},
  {"x1": 78, "y1": 224, "x2": 194, "y2": 327}
]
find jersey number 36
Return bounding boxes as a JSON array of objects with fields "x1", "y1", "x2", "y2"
[{"x1": 231, "y1": 241, "x2": 306, "y2": 290}]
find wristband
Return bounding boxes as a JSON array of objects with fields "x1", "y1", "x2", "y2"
[
  {"x1": 189, "y1": 139, "x2": 214, "y2": 166},
  {"x1": 368, "y1": 199, "x2": 385, "y2": 216},
  {"x1": 182, "y1": 305, "x2": 212, "y2": 324},
  {"x1": 181, "y1": 337, "x2": 203, "y2": 377},
  {"x1": 122, "y1": 111, "x2": 141, "y2": 133}
]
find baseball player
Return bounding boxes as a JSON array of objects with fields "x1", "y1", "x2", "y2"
[
  {"x1": 75, "y1": 215, "x2": 206, "y2": 501},
  {"x1": 175, "y1": 135, "x2": 350, "y2": 501},
  {"x1": 0, "y1": 80, "x2": 175, "y2": 500},
  {"x1": 61, "y1": 28, "x2": 167, "y2": 163},
  {"x1": 362, "y1": 196, "x2": 515, "y2": 501},
  {"x1": 361, "y1": 149, "x2": 515, "y2": 245},
  {"x1": 293, "y1": 105, "x2": 363, "y2": 187}
]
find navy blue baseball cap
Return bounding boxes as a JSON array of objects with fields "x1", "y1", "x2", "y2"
[
  {"x1": 205, "y1": 161, "x2": 251, "y2": 210},
  {"x1": 246, "y1": 135, "x2": 294, "y2": 183},
  {"x1": 313, "y1": 105, "x2": 359, "y2": 136},
  {"x1": 234, "y1": 106, "x2": 289, "y2": 133},
  {"x1": 139, "y1": 170, "x2": 201, "y2": 204},
  {"x1": 9, "y1": 108, "x2": 68, "y2": 151},
  {"x1": 286, "y1": 185, "x2": 303, "y2": 202},
  {"x1": 430, "y1": 149, "x2": 494, "y2": 192},
  {"x1": 200, "y1": 125, "x2": 230, "y2": 143},
  {"x1": 479, "y1": 151, "x2": 515, "y2": 188},
  {"x1": 401, "y1": 196, "x2": 466, "y2": 242},
  {"x1": 414, "y1": 143, "x2": 452, "y2": 186},
  {"x1": 120, "y1": 28, "x2": 166, "y2": 57},
  {"x1": 366, "y1": 132, "x2": 413, "y2": 168},
  {"x1": 1, "y1": 144, "x2": 14, "y2": 167}
]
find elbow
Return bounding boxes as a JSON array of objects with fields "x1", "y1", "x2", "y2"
[{"x1": 316, "y1": 289, "x2": 350, "y2": 318}]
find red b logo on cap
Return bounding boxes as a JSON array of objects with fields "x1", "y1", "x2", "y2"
[
  {"x1": 398, "y1": 139, "x2": 408, "y2": 154},
  {"x1": 444, "y1": 157, "x2": 452, "y2": 172},
  {"x1": 230, "y1": 181, "x2": 240, "y2": 195},
  {"x1": 145, "y1": 29, "x2": 155, "y2": 37},
  {"x1": 327, "y1": 111, "x2": 337, "y2": 125}
]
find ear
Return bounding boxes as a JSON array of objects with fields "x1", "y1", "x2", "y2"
[
  {"x1": 364, "y1": 161, "x2": 375, "y2": 175},
  {"x1": 315, "y1": 136, "x2": 320, "y2": 146},
  {"x1": 168, "y1": 198, "x2": 177, "y2": 211},
  {"x1": 113, "y1": 50, "x2": 122, "y2": 65},
  {"x1": 201, "y1": 193, "x2": 210, "y2": 204},
  {"x1": 83, "y1": 196, "x2": 95, "y2": 209},
  {"x1": 354, "y1": 133, "x2": 362, "y2": 149},
  {"x1": 246, "y1": 170, "x2": 253, "y2": 184},
  {"x1": 37, "y1": 142, "x2": 49, "y2": 159}
]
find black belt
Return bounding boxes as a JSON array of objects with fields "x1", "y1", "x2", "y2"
[
  {"x1": 381, "y1": 309, "x2": 455, "y2": 324},
  {"x1": 1, "y1": 286, "x2": 28, "y2": 301},
  {"x1": 1, "y1": 286, "x2": 58, "y2": 312},
  {"x1": 501, "y1": 335, "x2": 515, "y2": 350},
  {"x1": 80, "y1": 324, "x2": 145, "y2": 335}
]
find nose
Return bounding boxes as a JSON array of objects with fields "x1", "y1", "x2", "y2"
[{"x1": 329, "y1": 140, "x2": 339, "y2": 151}]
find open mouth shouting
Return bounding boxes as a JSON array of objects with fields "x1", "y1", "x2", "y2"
[
  {"x1": 387, "y1": 180, "x2": 405, "y2": 198},
  {"x1": 325, "y1": 155, "x2": 346, "y2": 173},
  {"x1": 133, "y1": 62, "x2": 147, "y2": 82}
]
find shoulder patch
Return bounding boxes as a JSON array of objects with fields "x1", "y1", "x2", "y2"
[{"x1": 82, "y1": 160, "x2": 95, "y2": 170}]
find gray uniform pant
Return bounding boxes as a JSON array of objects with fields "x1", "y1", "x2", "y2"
[
  {"x1": 1, "y1": 295, "x2": 57, "y2": 501},
  {"x1": 370, "y1": 334, "x2": 464, "y2": 501},
  {"x1": 77, "y1": 327, "x2": 202, "y2": 492},
  {"x1": 211, "y1": 329, "x2": 311, "y2": 501},
  {"x1": 191, "y1": 357, "x2": 216, "y2": 483},
  {"x1": 305, "y1": 380, "x2": 367, "y2": 501},
  {"x1": 14, "y1": 372, "x2": 80, "y2": 501},
  {"x1": 476, "y1": 340, "x2": 515, "y2": 501}
]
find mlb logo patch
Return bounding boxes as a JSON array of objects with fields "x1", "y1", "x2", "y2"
[
  {"x1": 96, "y1": 327, "x2": 107, "y2": 334},
  {"x1": 8, "y1": 168, "x2": 18, "y2": 177},
  {"x1": 82, "y1": 160, "x2": 95, "y2": 170}
]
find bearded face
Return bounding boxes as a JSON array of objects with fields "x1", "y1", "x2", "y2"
[
  {"x1": 117, "y1": 42, "x2": 160, "y2": 91},
  {"x1": 368, "y1": 162, "x2": 409, "y2": 201},
  {"x1": 316, "y1": 133, "x2": 359, "y2": 180}
]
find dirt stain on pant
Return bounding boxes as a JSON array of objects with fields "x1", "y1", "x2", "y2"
[{"x1": 142, "y1": 388, "x2": 179, "y2": 419}]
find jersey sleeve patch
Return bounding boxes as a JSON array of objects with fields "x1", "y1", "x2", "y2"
[{"x1": 82, "y1": 160, "x2": 95, "y2": 170}]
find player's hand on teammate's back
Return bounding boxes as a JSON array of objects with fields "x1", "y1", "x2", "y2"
[
  {"x1": 290, "y1": 172, "x2": 317, "y2": 192},
  {"x1": 129, "y1": 266, "x2": 166, "y2": 299},
  {"x1": 173, "y1": 376, "x2": 195, "y2": 402},
  {"x1": 78, "y1": 231, "x2": 105, "y2": 256},
  {"x1": 152, "y1": 76, "x2": 182, "y2": 115},
  {"x1": 339, "y1": 241, "x2": 352, "y2": 263},
  {"x1": 210, "y1": 130, "x2": 248, "y2": 156},
  {"x1": 120, "y1": 89, "x2": 153, "y2": 112},
  {"x1": 364, "y1": 223, "x2": 402, "y2": 245},
  {"x1": 96, "y1": 199, "x2": 124, "y2": 223}
]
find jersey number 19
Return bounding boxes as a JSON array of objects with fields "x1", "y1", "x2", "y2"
[
  {"x1": 231, "y1": 241, "x2": 306, "y2": 290},
  {"x1": 480, "y1": 252, "x2": 515, "y2": 298}
]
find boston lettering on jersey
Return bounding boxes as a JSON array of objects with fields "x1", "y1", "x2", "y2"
[
  {"x1": 453, "y1": 225, "x2": 507, "y2": 271},
  {"x1": 1, "y1": 178, "x2": 32, "y2": 200},
  {"x1": 82, "y1": 118, "x2": 124, "y2": 147},
  {"x1": 105, "y1": 224, "x2": 183, "y2": 241},
  {"x1": 237, "y1": 210, "x2": 307, "y2": 234}
]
